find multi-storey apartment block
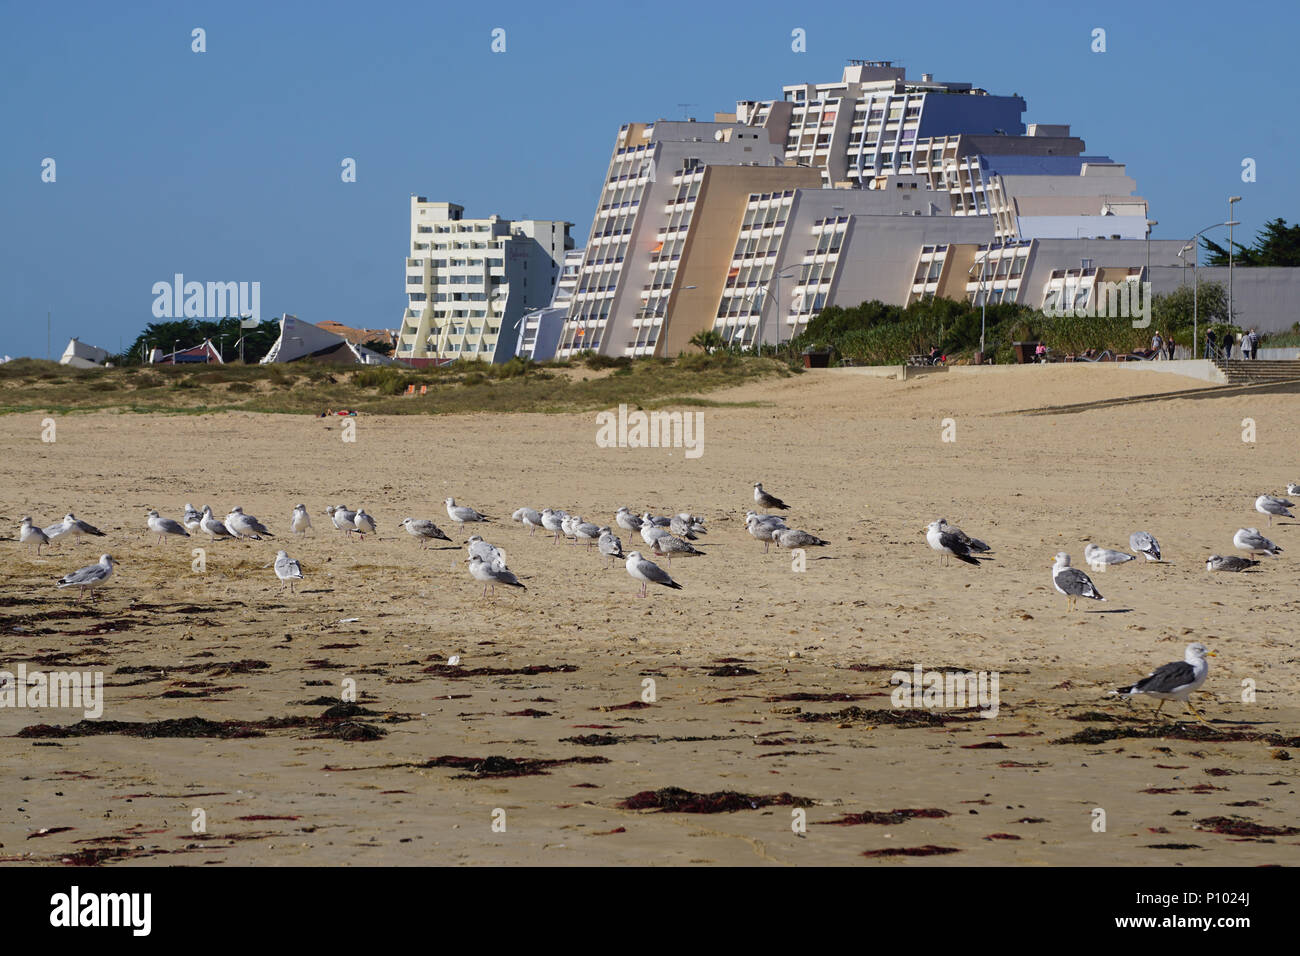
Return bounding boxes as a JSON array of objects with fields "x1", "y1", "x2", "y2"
[{"x1": 397, "y1": 199, "x2": 572, "y2": 364}]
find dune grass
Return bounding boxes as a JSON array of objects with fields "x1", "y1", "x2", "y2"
[{"x1": 0, "y1": 353, "x2": 790, "y2": 416}]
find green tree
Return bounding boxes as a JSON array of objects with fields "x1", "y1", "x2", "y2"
[
  {"x1": 689, "y1": 329, "x2": 725, "y2": 354},
  {"x1": 120, "y1": 317, "x2": 280, "y2": 365},
  {"x1": 1203, "y1": 217, "x2": 1300, "y2": 266}
]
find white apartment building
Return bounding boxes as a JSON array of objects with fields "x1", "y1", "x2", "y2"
[
  {"x1": 516, "y1": 247, "x2": 584, "y2": 360},
  {"x1": 397, "y1": 199, "x2": 572, "y2": 364}
]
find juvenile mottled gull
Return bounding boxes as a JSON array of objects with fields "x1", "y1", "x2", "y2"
[
  {"x1": 290, "y1": 504, "x2": 313, "y2": 535},
  {"x1": 399, "y1": 517, "x2": 451, "y2": 548},
  {"x1": 1051, "y1": 552, "x2": 1104, "y2": 611},
  {"x1": 1112, "y1": 642, "x2": 1214, "y2": 724},
  {"x1": 774, "y1": 528, "x2": 829, "y2": 549},
  {"x1": 268, "y1": 550, "x2": 304, "y2": 592},
  {"x1": 56, "y1": 554, "x2": 114, "y2": 602},
  {"x1": 753, "y1": 482, "x2": 790, "y2": 511},
  {"x1": 444, "y1": 497, "x2": 490, "y2": 529},
  {"x1": 1084, "y1": 543, "x2": 1135, "y2": 569},
  {"x1": 1130, "y1": 531, "x2": 1161, "y2": 562},
  {"x1": 625, "y1": 551, "x2": 682, "y2": 597},
  {"x1": 146, "y1": 509, "x2": 190, "y2": 545},
  {"x1": 651, "y1": 533, "x2": 703, "y2": 565},
  {"x1": 19, "y1": 517, "x2": 50, "y2": 554},
  {"x1": 467, "y1": 554, "x2": 525, "y2": 599},
  {"x1": 925, "y1": 520, "x2": 981, "y2": 566},
  {"x1": 1233, "y1": 527, "x2": 1282, "y2": 557},
  {"x1": 1255, "y1": 494, "x2": 1295, "y2": 526},
  {"x1": 1206, "y1": 554, "x2": 1259, "y2": 572}
]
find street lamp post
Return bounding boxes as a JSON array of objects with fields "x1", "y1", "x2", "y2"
[
  {"x1": 1181, "y1": 221, "x2": 1235, "y2": 360},
  {"x1": 1227, "y1": 196, "x2": 1242, "y2": 325},
  {"x1": 968, "y1": 253, "x2": 988, "y2": 361},
  {"x1": 753, "y1": 269, "x2": 798, "y2": 353},
  {"x1": 1145, "y1": 219, "x2": 1158, "y2": 288}
]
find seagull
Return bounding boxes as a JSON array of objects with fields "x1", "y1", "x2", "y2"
[
  {"x1": 670, "y1": 515, "x2": 700, "y2": 539},
  {"x1": 467, "y1": 535, "x2": 507, "y2": 568},
  {"x1": 1206, "y1": 554, "x2": 1259, "y2": 572},
  {"x1": 1130, "y1": 531, "x2": 1161, "y2": 562},
  {"x1": 937, "y1": 519, "x2": 990, "y2": 553},
  {"x1": 200, "y1": 506, "x2": 235, "y2": 542},
  {"x1": 56, "y1": 554, "x2": 114, "y2": 602},
  {"x1": 444, "y1": 497, "x2": 490, "y2": 530},
  {"x1": 625, "y1": 551, "x2": 682, "y2": 597},
  {"x1": 1113, "y1": 642, "x2": 1215, "y2": 724},
  {"x1": 267, "y1": 550, "x2": 304, "y2": 593},
  {"x1": 328, "y1": 504, "x2": 358, "y2": 537},
  {"x1": 925, "y1": 520, "x2": 981, "y2": 566},
  {"x1": 753, "y1": 482, "x2": 790, "y2": 511},
  {"x1": 19, "y1": 517, "x2": 50, "y2": 554},
  {"x1": 677, "y1": 513, "x2": 707, "y2": 535},
  {"x1": 512, "y1": 507, "x2": 544, "y2": 535},
  {"x1": 614, "y1": 507, "x2": 643, "y2": 532},
  {"x1": 182, "y1": 503, "x2": 204, "y2": 534},
  {"x1": 1084, "y1": 543, "x2": 1136, "y2": 570},
  {"x1": 1255, "y1": 494, "x2": 1295, "y2": 526},
  {"x1": 1051, "y1": 552, "x2": 1104, "y2": 611},
  {"x1": 640, "y1": 517, "x2": 672, "y2": 547},
  {"x1": 290, "y1": 504, "x2": 313, "y2": 535},
  {"x1": 57, "y1": 513, "x2": 107, "y2": 540},
  {"x1": 642, "y1": 513, "x2": 672, "y2": 528},
  {"x1": 1234, "y1": 527, "x2": 1282, "y2": 557},
  {"x1": 598, "y1": 527, "x2": 624, "y2": 567},
  {"x1": 745, "y1": 514, "x2": 783, "y2": 553},
  {"x1": 466, "y1": 554, "x2": 525, "y2": 599},
  {"x1": 773, "y1": 528, "x2": 829, "y2": 549},
  {"x1": 146, "y1": 509, "x2": 190, "y2": 545},
  {"x1": 746, "y1": 510, "x2": 787, "y2": 530},
  {"x1": 541, "y1": 508, "x2": 566, "y2": 543},
  {"x1": 651, "y1": 533, "x2": 704, "y2": 565},
  {"x1": 352, "y1": 508, "x2": 377, "y2": 540},
  {"x1": 398, "y1": 517, "x2": 451, "y2": 548},
  {"x1": 42, "y1": 516, "x2": 72, "y2": 544},
  {"x1": 572, "y1": 518, "x2": 602, "y2": 548},
  {"x1": 1288, "y1": 483, "x2": 1300, "y2": 497},
  {"x1": 226, "y1": 507, "x2": 273, "y2": 541}
]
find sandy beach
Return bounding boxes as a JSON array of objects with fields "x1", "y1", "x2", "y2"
[{"x1": 1, "y1": 364, "x2": 1297, "y2": 866}]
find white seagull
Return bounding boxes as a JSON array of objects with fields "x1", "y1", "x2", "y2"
[
  {"x1": 290, "y1": 504, "x2": 313, "y2": 535},
  {"x1": 625, "y1": 551, "x2": 682, "y2": 598},
  {"x1": 1112, "y1": 642, "x2": 1215, "y2": 724},
  {"x1": 1084, "y1": 543, "x2": 1136, "y2": 569},
  {"x1": 466, "y1": 554, "x2": 525, "y2": 599},
  {"x1": 146, "y1": 509, "x2": 190, "y2": 545},
  {"x1": 19, "y1": 517, "x2": 50, "y2": 554},
  {"x1": 615, "y1": 507, "x2": 643, "y2": 532},
  {"x1": 745, "y1": 514, "x2": 784, "y2": 553},
  {"x1": 640, "y1": 516, "x2": 671, "y2": 547},
  {"x1": 1051, "y1": 552, "x2": 1104, "y2": 611},
  {"x1": 1255, "y1": 494, "x2": 1295, "y2": 526},
  {"x1": 56, "y1": 554, "x2": 114, "y2": 602},
  {"x1": 1234, "y1": 527, "x2": 1282, "y2": 557},
  {"x1": 445, "y1": 497, "x2": 490, "y2": 530},
  {"x1": 268, "y1": 550, "x2": 304, "y2": 593},
  {"x1": 352, "y1": 508, "x2": 377, "y2": 540},
  {"x1": 598, "y1": 527, "x2": 624, "y2": 567},
  {"x1": 1130, "y1": 531, "x2": 1161, "y2": 562},
  {"x1": 925, "y1": 520, "x2": 982, "y2": 566},
  {"x1": 182, "y1": 503, "x2": 204, "y2": 534},
  {"x1": 512, "y1": 507, "x2": 544, "y2": 534},
  {"x1": 226, "y1": 507, "x2": 273, "y2": 541},
  {"x1": 540, "y1": 508, "x2": 566, "y2": 543},
  {"x1": 200, "y1": 506, "x2": 235, "y2": 542},
  {"x1": 328, "y1": 504, "x2": 358, "y2": 537}
]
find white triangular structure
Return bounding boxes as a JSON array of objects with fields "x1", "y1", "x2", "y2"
[
  {"x1": 260, "y1": 314, "x2": 396, "y2": 365},
  {"x1": 59, "y1": 337, "x2": 111, "y2": 368}
]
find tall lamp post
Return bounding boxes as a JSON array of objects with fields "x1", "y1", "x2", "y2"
[
  {"x1": 968, "y1": 252, "x2": 988, "y2": 362},
  {"x1": 753, "y1": 268, "x2": 798, "y2": 353},
  {"x1": 1182, "y1": 221, "x2": 1234, "y2": 359},
  {"x1": 1227, "y1": 196, "x2": 1242, "y2": 325},
  {"x1": 1145, "y1": 219, "x2": 1158, "y2": 287}
]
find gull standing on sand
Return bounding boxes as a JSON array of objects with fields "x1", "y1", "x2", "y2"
[
  {"x1": 398, "y1": 517, "x2": 451, "y2": 548},
  {"x1": 1112, "y1": 643, "x2": 1215, "y2": 724},
  {"x1": 625, "y1": 551, "x2": 682, "y2": 597},
  {"x1": 753, "y1": 482, "x2": 791, "y2": 511},
  {"x1": 146, "y1": 509, "x2": 190, "y2": 545},
  {"x1": 267, "y1": 550, "x2": 304, "y2": 593},
  {"x1": 1234, "y1": 527, "x2": 1282, "y2": 557},
  {"x1": 467, "y1": 554, "x2": 525, "y2": 599},
  {"x1": 1255, "y1": 494, "x2": 1295, "y2": 526},
  {"x1": 56, "y1": 554, "x2": 114, "y2": 602},
  {"x1": 445, "y1": 497, "x2": 490, "y2": 530},
  {"x1": 936, "y1": 519, "x2": 990, "y2": 553},
  {"x1": 1130, "y1": 531, "x2": 1161, "y2": 561},
  {"x1": 745, "y1": 514, "x2": 784, "y2": 553},
  {"x1": 652, "y1": 533, "x2": 704, "y2": 565},
  {"x1": 1287, "y1": 482, "x2": 1300, "y2": 497},
  {"x1": 467, "y1": 535, "x2": 507, "y2": 568},
  {"x1": 329, "y1": 505, "x2": 358, "y2": 537},
  {"x1": 352, "y1": 508, "x2": 377, "y2": 540},
  {"x1": 226, "y1": 507, "x2": 273, "y2": 541},
  {"x1": 615, "y1": 507, "x2": 643, "y2": 532},
  {"x1": 774, "y1": 527, "x2": 829, "y2": 549},
  {"x1": 598, "y1": 527, "x2": 624, "y2": 567},
  {"x1": 1051, "y1": 552, "x2": 1104, "y2": 611},
  {"x1": 572, "y1": 517, "x2": 602, "y2": 548},
  {"x1": 1084, "y1": 543, "x2": 1136, "y2": 569},
  {"x1": 182, "y1": 504, "x2": 204, "y2": 534},
  {"x1": 200, "y1": 506, "x2": 235, "y2": 542},
  {"x1": 48, "y1": 513, "x2": 107, "y2": 543},
  {"x1": 540, "y1": 508, "x2": 566, "y2": 543},
  {"x1": 746, "y1": 510, "x2": 787, "y2": 530},
  {"x1": 925, "y1": 520, "x2": 982, "y2": 566},
  {"x1": 512, "y1": 507, "x2": 543, "y2": 535},
  {"x1": 1206, "y1": 554, "x2": 1260, "y2": 572},
  {"x1": 19, "y1": 518, "x2": 50, "y2": 554},
  {"x1": 290, "y1": 504, "x2": 313, "y2": 535},
  {"x1": 640, "y1": 517, "x2": 671, "y2": 547}
]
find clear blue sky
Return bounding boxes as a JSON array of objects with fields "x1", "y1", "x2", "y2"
[{"x1": 2, "y1": 0, "x2": 1295, "y2": 358}]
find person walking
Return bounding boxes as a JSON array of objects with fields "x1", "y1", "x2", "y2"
[
  {"x1": 1166, "y1": 335, "x2": 1176, "y2": 360},
  {"x1": 1205, "y1": 328, "x2": 1217, "y2": 360},
  {"x1": 1247, "y1": 328, "x2": 1261, "y2": 359},
  {"x1": 1150, "y1": 331, "x2": 1164, "y2": 360},
  {"x1": 1222, "y1": 330, "x2": 1234, "y2": 360}
]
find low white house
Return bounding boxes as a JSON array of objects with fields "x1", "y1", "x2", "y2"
[
  {"x1": 59, "y1": 337, "x2": 111, "y2": 369},
  {"x1": 260, "y1": 314, "x2": 395, "y2": 366}
]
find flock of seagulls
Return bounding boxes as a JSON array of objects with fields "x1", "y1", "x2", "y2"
[{"x1": 13, "y1": 474, "x2": 1295, "y2": 723}]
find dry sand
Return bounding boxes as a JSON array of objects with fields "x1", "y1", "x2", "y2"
[{"x1": 1, "y1": 364, "x2": 1296, "y2": 866}]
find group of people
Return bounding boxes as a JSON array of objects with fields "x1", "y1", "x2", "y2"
[
  {"x1": 1145, "y1": 332, "x2": 1178, "y2": 360},
  {"x1": 1205, "y1": 328, "x2": 1263, "y2": 361}
]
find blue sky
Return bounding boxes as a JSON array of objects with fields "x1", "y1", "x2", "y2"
[{"x1": 1, "y1": 0, "x2": 1296, "y2": 358}]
